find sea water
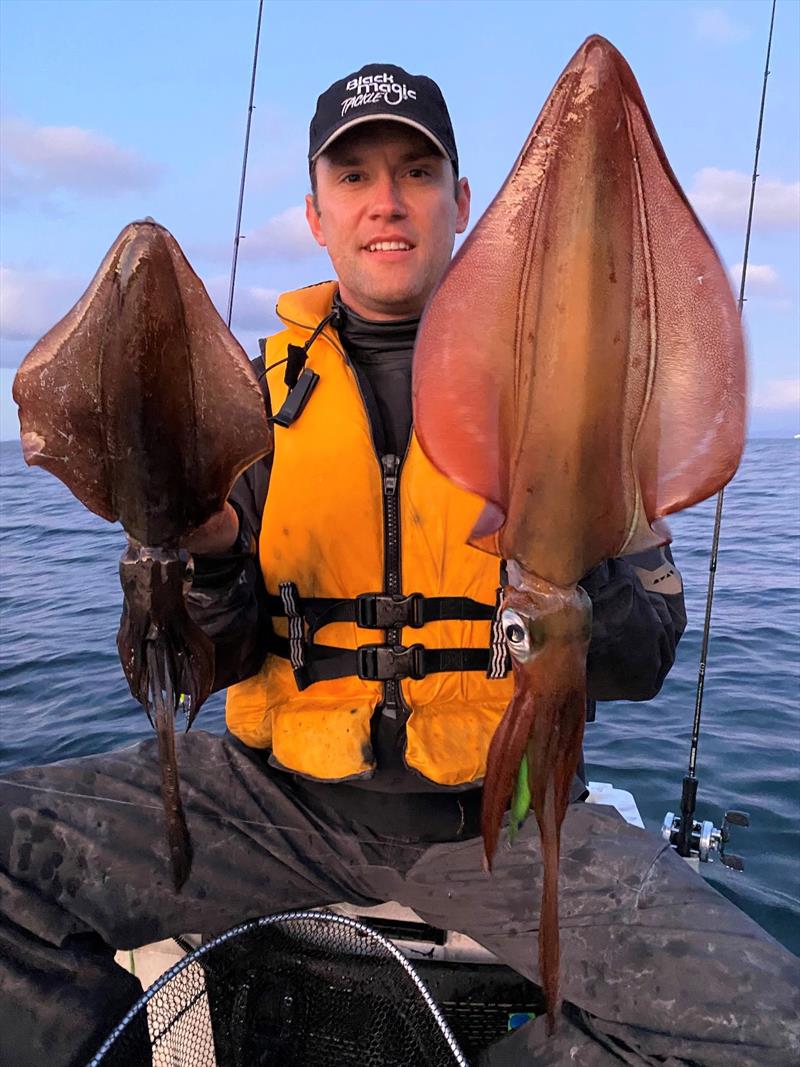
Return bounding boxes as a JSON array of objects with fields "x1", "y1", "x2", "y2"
[{"x1": 1, "y1": 438, "x2": 798, "y2": 953}]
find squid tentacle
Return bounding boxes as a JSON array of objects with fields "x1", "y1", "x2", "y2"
[
  {"x1": 146, "y1": 640, "x2": 193, "y2": 891},
  {"x1": 484, "y1": 580, "x2": 591, "y2": 1024},
  {"x1": 117, "y1": 545, "x2": 214, "y2": 889}
]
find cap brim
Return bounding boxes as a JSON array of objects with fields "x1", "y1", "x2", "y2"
[{"x1": 311, "y1": 114, "x2": 451, "y2": 163}]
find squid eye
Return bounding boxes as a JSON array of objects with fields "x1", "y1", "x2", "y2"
[{"x1": 501, "y1": 608, "x2": 531, "y2": 658}]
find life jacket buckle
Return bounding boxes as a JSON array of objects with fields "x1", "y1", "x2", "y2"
[
  {"x1": 355, "y1": 593, "x2": 424, "y2": 629},
  {"x1": 357, "y1": 643, "x2": 425, "y2": 681}
]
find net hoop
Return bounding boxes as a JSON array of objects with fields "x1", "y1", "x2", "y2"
[{"x1": 88, "y1": 909, "x2": 469, "y2": 1066}]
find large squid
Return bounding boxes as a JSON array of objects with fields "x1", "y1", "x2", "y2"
[
  {"x1": 13, "y1": 220, "x2": 272, "y2": 889},
  {"x1": 413, "y1": 36, "x2": 746, "y2": 1024}
]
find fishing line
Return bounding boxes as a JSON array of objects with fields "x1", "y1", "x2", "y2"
[
  {"x1": 225, "y1": 0, "x2": 264, "y2": 328},
  {"x1": 676, "y1": 0, "x2": 777, "y2": 856},
  {"x1": 0, "y1": 777, "x2": 441, "y2": 853}
]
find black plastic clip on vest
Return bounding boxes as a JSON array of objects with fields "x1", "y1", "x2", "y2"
[
  {"x1": 273, "y1": 368, "x2": 320, "y2": 428},
  {"x1": 272, "y1": 308, "x2": 340, "y2": 428}
]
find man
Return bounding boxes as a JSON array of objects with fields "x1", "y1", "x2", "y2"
[{"x1": 1, "y1": 65, "x2": 797, "y2": 1067}]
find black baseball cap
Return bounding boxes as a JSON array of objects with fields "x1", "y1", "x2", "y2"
[{"x1": 309, "y1": 63, "x2": 458, "y2": 172}]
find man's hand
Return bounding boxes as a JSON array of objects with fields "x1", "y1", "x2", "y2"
[{"x1": 182, "y1": 502, "x2": 240, "y2": 555}]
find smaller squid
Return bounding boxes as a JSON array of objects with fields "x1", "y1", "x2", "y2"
[
  {"x1": 14, "y1": 220, "x2": 272, "y2": 889},
  {"x1": 413, "y1": 36, "x2": 745, "y2": 1024}
]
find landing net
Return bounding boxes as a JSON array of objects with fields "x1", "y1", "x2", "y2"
[{"x1": 88, "y1": 910, "x2": 468, "y2": 1067}]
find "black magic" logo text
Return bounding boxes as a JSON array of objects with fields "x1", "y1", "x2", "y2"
[{"x1": 341, "y1": 72, "x2": 417, "y2": 116}]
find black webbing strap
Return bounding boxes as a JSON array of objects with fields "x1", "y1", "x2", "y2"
[
  {"x1": 265, "y1": 591, "x2": 494, "y2": 635},
  {"x1": 267, "y1": 638, "x2": 494, "y2": 691},
  {"x1": 269, "y1": 636, "x2": 596, "y2": 723}
]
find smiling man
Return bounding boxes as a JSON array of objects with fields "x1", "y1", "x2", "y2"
[
  {"x1": 305, "y1": 126, "x2": 469, "y2": 320},
  {"x1": 2, "y1": 64, "x2": 798, "y2": 1067},
  {"x1": 306, "y1": 65, "x2": 468, "y2": 317}
]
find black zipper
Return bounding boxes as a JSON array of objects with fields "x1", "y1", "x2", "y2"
[
  {"x1": 285, "y1": 312, "x2": 411, "y2": 717},
  {"x1": 381, "y1": 452, "x2": 402, "y2": 713}
]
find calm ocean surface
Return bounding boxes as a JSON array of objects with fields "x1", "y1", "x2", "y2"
[{"x1": 1, "y1": 438, "x2": 798, "y2": 953}]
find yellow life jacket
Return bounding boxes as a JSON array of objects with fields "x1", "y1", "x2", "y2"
[{"x1": 225, "y1": 281, "x2": 514, "y2": 786}]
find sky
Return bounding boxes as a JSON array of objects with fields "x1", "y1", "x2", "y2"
[{"x1": 1, "y1": 0, "x2": 798, "y2": 439}]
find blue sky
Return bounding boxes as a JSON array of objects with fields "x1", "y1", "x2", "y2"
[{"x1": 1, "y1": 0, "x2": 798, "y2": 438}]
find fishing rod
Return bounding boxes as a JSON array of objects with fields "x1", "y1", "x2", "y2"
[
  {"x1": 662, "y1": 0, "x2": 777, "y2": 869},
  {"x1": 225, "y1": 0, "x2": 264, "y2": 328}
]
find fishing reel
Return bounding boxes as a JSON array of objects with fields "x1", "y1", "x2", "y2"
[{"x1": 661, "y1": 807, "x2": 749, "y2": 870}]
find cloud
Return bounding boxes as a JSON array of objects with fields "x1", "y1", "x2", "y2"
[
  {"x1": 729, "y1": 263, "x2": 793, "y2": 313},
  {"x1": 0, "y1": 266, "x2": 82, "y2": 343},
  {"x1": 729, "y1": 262, "x2": 780, "y2": 294},
  {"x1": 203, "y1": 274, "x2": 281, "y2": 335},
  {"x1": 0, "y1": 266, "x2": 280, "y2": 368},
  {"x1": 231, "y1": 285, "x2": 282, "y2": 332},
  {"x1": 690, "y1": 169, "x2": 800, "y2": 230},
  {"x1": 691, "y1": 7, "x2": 749, "y2": 44},
  {"x1": 751, "y1": 378, "x2": 800, "y2": 413},
  {"x1": 189, "y1": 205, "x2": 322, "y2": 264},
  {"x1": 1, "y1": 117, "x2": 159, "y2": 205},
  {"x1": 240, "y1": 205, "x2": 322, "y2": 261}
]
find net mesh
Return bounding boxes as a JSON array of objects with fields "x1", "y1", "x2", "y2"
[{"x1": 89, "y1": 911, "x2": 468, "y2": 1067}]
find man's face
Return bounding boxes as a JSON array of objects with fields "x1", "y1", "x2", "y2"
[{"x1": 305, "y1": 123, "x2": 470, "y2": 321}]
